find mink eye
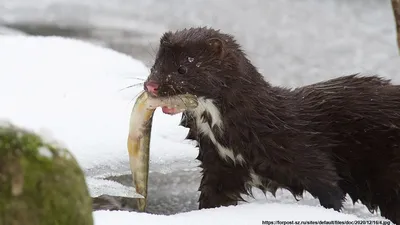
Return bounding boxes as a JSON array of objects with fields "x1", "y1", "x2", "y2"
[{"x1": 177, "y1": 66, "x2": 187, "y2": 74}]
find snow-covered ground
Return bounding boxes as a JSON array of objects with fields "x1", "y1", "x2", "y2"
[
  {"x1": 0, "y1": 35, "x2": 394, "y2": 224},
  {"x1": 93, "y1": 203, "x2": 362, "y2": 225}
]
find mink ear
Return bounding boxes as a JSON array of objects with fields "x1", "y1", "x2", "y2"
[{"x1": 206, "y1": 38, "x2": 226, "y2": 58}]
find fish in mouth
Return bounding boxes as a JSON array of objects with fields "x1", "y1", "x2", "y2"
[
  {"x1": 142, "y1": 80, "x2": 191, "y2": 115},
  {"x1": 127, "y1": 90, "x2": 198, "y2": 211}
]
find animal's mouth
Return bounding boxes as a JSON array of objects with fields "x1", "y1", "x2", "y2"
[
  {"x1": 144, "y1": 80, "x2": 192, "y2": 115},
  {"x1": 149, "y1": 93, "x2": 191, "y2": 115},
  {"x1": 145, "y1": 91, "x2": 184, "y2": 115}
]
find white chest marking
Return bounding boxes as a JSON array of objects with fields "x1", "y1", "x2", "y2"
[{"x1": 191, "y1": 97, "x2": 245, "y2": 165}]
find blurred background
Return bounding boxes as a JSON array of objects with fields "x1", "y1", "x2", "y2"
[
  {"x1": 1, "y1": 0, "x2": 398, "y2": 218},
  {"x1": 1, "y1": 0, "x2": 398, "y2": 87}
]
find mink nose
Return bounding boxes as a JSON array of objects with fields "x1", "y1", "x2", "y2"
[{"x1": 144, "y1": 80, "x2": 160, "y2": 95}]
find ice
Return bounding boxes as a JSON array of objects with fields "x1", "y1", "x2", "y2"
[{"x1": 86, "y1": 177, "x2": 143, "y2": 199}]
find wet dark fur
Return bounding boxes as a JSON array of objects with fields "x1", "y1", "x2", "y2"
[{"x1": 145, "y1": 27, "x2": 400, "y2": 224}]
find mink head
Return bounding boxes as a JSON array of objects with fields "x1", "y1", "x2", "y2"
[{"x1": 144, "y1": 27, "x2": 246, "y2": 99}]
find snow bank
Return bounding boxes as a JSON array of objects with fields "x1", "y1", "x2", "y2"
[{"x1": 0, "y1": 35, "x2": 198, "y2": 178}]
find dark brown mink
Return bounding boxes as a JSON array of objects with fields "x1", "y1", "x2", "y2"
[{"x1": 143, "y1": 27, "x2": 400, "y2": 224}]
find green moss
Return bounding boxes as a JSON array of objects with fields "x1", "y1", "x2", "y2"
[{"x1": 0, "y1": 122, "x2": 93, "y2": 225}]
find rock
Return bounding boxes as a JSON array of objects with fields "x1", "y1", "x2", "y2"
[{"x1": 0, "y1": 122, "x2": 93, "y2": 225}]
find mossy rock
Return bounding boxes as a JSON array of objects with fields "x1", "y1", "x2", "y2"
[{"x1": 0, "y1": 122, "x2": 93, "y2": 225}]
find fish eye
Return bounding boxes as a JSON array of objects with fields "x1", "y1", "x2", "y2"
[{"x1": 177, "y1": 66, "x2": 187, "y2": 74}]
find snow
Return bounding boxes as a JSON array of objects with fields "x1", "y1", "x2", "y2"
[
  {"x1": 93, "y1": 203, "x2": 363, "y2": 225},
  {"x1": 0, "y1": 35, "x2": 198, "y2": 179},
  {"x1": 0, "y1": 35, "x2": 390, "y2": 224}
]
